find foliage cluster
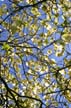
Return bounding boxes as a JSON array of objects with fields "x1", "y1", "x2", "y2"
[{"x1": 0, "y1": 0, "x2": 71, "y2": 108}]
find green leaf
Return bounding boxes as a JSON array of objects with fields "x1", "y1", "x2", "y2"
[{"x1": 2, "y1": 43, "x2": 10, "y2": 51}]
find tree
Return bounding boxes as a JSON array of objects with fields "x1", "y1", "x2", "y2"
[{"x1": 0, "y1": 0, "x2": 71, "y2": 107}]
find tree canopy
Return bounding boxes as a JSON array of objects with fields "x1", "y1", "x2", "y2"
[{"x1": 0, "y1": 0, "x2": 71, "y2": 108}]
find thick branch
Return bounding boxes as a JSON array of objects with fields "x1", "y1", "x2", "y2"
[{"x1": 0, "y1": 76, "x2": 19, "y2": 108}]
